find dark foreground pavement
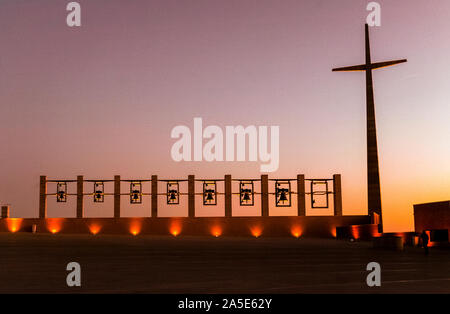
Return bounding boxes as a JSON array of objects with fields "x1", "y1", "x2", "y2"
[{"x1": 0, "y1": 233, "x2": 449, "y2": 293}]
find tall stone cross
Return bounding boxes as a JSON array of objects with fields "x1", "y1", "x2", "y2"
[{"x1": 332, "y1": 24, "x2": 407, "y2": 232}]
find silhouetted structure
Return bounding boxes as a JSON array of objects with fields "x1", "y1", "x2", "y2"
[
  {"x1": 414, "y1": 201, "x2": 450, "y2": 238},
  {"x1": 333, "y1": 24, "x2": 407, "y2": 232}
]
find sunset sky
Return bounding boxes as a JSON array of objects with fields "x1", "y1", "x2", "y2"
[{"x1": 0, "y1": 0, "x2": 449, "y2": 232}]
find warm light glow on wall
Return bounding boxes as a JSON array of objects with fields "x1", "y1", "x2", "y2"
[
  {"x1": 425, "y1": 231, "x2": 437, "y2": 247},
  {"x1": 89, "y1": 224, "x2": 101, "y2": 235},
  {"x1": 46, "y1": 218, "x2": 64, "y2": 234},
  {"x1": 7, "y1": 218, "x2": 23, "y2": 233},
  {"x1": 129, "y1": 219, "x2": 142, "y2": 236},
  {"x1": 250, "y1": 226, "x2": 262, "y2": 238},
  {"x1": 170, "y1": 220, "x2": 182, "y2": 237},
  {"x1": 291, "y1": 225, "x2": 302, "y2": 238},
  {"x1": 211, "y1": 226, "x2": 222, "y2": 237},
  {"x1": 372, "y1": 230, "x2": 382, "y2": 237},
  {"x1": 330, "y1": 227, "x2": 337, "y2": 238},
  {"x1": 351, "y1": 225, "x2": 360, "y2": 240}
]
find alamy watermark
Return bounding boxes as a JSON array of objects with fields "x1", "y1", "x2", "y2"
[
  {"x1": 170, "y1": 118, "x2": 280, "y2": 172},
  {"x1": 66, "y1": 262, "x2": 81, "y2": 287},
  {"x1": 366, "y1": 2, "x2": 381, "y2": 27},
  {"x1": 366, "y1": 262, "x2": 381, "y2": 287}
]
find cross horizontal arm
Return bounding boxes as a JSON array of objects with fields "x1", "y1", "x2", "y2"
[
  {"x1": 332, "y1": 64, "x2": 366, "y2": 72},
  {"x1": 332, "y1": 59, "x2": 407, "y2": 72},
  {"x1": 371, "y1": 59, "x2": 407, "y2": 70}
]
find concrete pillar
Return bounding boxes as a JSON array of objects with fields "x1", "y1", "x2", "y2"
[
  {"x1": 114, "y1": 175, "x2": 121, "y2": 218},
  {"x1": 224, "y1": 175, "x2": 232, "y2": 217},
  {"x1": 151, "y1": 175, "x2": 158, "y2": 218},
  {"x1": 188, "y1": 175, "x2": 195, "y2": 218},
  {"x1": 39, "y1": 175, "x2": 47, "y2": 218},
  {"x1": 76, "y1": 175, "x2": 84, "y2": 218},
  {"x1": 261, "y1": 175, "x2": 269, "y2": 217},
  {"x1": 333, "y1": 174, "x2": 343, "y2": 216},
  {"x1": 297, "y1": 174, "x2": 306, "y2": 216},
  {"x1": 1, "y1": 205, "x2": 10, "y2": 218}
]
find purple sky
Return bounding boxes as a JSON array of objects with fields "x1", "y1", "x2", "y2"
[{"x1": 1, "y1": 0, "x2": 449, "y2": 231}]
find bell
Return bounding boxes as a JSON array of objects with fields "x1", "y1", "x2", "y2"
[
  {"x1": 206, "y1": 192, "x2": 214, "y2": 201},
  {"x1": 279, "y1": 191, "x2": 288, "y2": 202},
  {"x1": 95, "y1": 192, "x2": 102, "y2": 199},
  {"x1": 243, "y1": 192, "x2": 251, "y2": 202},
  {"x1": 132, "y1": 190, "x2": 139, "y2": 200},
  {"x1": 58, "y1": 191, "x2": 65, "y2": 200},
  {"x1": 170, "y1": 192, "x2": 177, "y2": 200}
]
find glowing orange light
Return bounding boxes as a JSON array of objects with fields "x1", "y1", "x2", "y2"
[
  {"x1": 169, "y1": 220, "x2": 182, "y2": 237},
  {"x1": 425, "y1": 231, "x2": 437, "y2": 247},
  {"x1": 131, "y1": 230, "x2": 139, "y2": 236},
  {"x1": 7, "y1": 218, "x2": 23, "y2": 233},
  {"x1": 351, "y1": 226, "x2": 360, "y2": 240},
  {"x1": 46, "y1": 218, "x2": 63, "y2": 234},
  {"x1": 89, "y1": 224, "x2": 101, "y2": 235},
  {"x1": 372, "y1": 230, "x2": 382, "y2": 237},
  {"x1": 250, "y1": 226, "x2": 262, "y2": 238},
  {"x1": 211, "y1": 226, "x2": 222, "y2": 237},
  {"x1": 291, "y1": 226, "x2": 302, "y2": 238},
  {"x1": 129, "y1": 219, "x2": 142, "y2": 236},
  {"x1": 330, "y1": 227, "x2": 337, "y2": 238}
]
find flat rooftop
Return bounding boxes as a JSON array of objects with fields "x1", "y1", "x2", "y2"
[{"x1": 0, "y1": 233, "x2": 449, "y2": 293}]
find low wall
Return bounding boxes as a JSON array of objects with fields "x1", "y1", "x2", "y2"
[
  {"x1": 336, "y1": 224, "x2": 381, "y2": 241},
  {"x1": 0, "y1": 216, "x2": 370, "y2": 238}
]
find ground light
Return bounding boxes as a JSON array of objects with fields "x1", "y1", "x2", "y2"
[
  {"x1": 129, "y1": 219, "x2": 142, "y2": 236},
  {"x1": 46, "y1": 218, "x2": 63, "y2": 234},
  {"x1": 89, "y1": 224, "x2": 101, "y2": 235},
  {"x1": 211, "y1": 226, "x2": 222, "y2": 237},
  {"x1": 291, "y1": 226, "x2": 302, "y2": 238},
  {"x1": 170, "y1": 220, "x2": 182, "y2": 237},
  {"x1": 7, "y1": 218, "x2": 23, "y2": 233},
  {"x1": 250, "y1": 226, "x2": 262, "y2": 238}
]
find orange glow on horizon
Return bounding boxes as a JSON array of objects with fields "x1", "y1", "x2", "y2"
[
  {"x1": 7, "y1": 218, "x2": 23, "y2": 233},
  {"x1": 291, "y1": 226, "x2": 302, "y2": 238},
  {"x1": 46, "y1": 218, "x2": 63, "y2": 234}
]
